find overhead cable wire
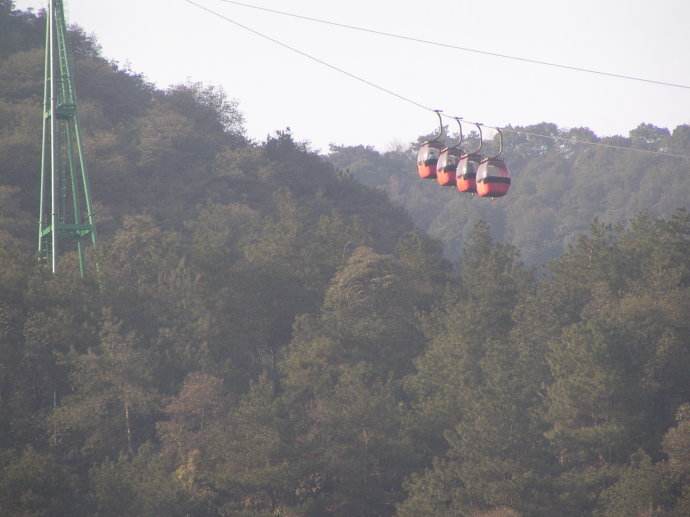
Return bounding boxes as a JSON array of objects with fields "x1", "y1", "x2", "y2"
[
  {"x1": 183, "y1": 0, "x2": 434, "y2": 113},
  {"x1": 497, "y1": 127, "x2": 690, "y2": 160},
  {"x1": 215, "y1": 0, "x2": 690, "y2": 91},
  {"x1": 183, "y1": 0, "x2": 690, "y2": 161}
]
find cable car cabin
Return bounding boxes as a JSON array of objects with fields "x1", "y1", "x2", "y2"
[
  {"x1": 417, "y1": 141, "x2": 444, "y2": 179},
  {"x1": 456, "y1": 152, "x2": 481, "y2": 193},
  {"x1": 436, "y1": 147, "x2": 462, "y2": 186},
  {"x1": 476, "y1": 157, "x2": 511, "y2": 198}
]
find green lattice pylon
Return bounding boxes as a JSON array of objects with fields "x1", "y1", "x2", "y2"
[{"x1": 38, "y1": 0, "x2": 97, "y2": 277}]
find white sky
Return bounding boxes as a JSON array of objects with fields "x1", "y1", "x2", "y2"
[{"x1": 14, "y1": 0, "x2": 690, "y2": 153}]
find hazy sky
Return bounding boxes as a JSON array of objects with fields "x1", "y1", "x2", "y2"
[{"x1": 14, "y1": 0, "x2": 690, "y2": 152}]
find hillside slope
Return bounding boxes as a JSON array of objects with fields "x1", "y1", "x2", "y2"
[
  {"x1": 1, "y1": 4, "x2": 689, "y2": 516},
  {"x1": 329, "y1": 122, "x2": 690, "y2": 263}
]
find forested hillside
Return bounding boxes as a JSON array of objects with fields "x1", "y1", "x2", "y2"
[
  {"x1": 329, "y1": 123, "x2": 690, "y2": 263},
  {"x1": 1, "y1": 3, "x2": 690, "y2": 516}
]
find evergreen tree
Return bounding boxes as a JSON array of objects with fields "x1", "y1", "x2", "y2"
[{"x1": 51, "y1": 311, "x2": 158, "y2": 461}]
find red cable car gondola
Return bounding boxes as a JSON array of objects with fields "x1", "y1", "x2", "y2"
[
  {"x1": 436, "y1": 117, "x2": 464, "y2": 187},
  {"x1": 417, "y1": 110, "x2": 444, "y2": 179},
  {"x1": 476, "y1": 127, "x2": 511, "y2": 198},
  {"x1": 457, "y1": 122, "x2": 483, "y2": 194}
]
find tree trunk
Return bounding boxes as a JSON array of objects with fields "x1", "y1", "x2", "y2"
[
  {"x1": 124, "y1": 399, "x2": 133, "y2": 455},
  {"x1": 51, "y1": 390, "x2": 58, "y2": 446}
]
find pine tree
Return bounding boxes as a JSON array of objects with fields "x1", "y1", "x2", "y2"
[{"x1": 50, "y1": 310, "x2": 158, "y2": 461}]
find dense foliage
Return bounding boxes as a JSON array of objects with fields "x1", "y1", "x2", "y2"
[
  {"x1": 1, "y1": 3, "x2": 689, "y2": 515},
  {"x1": 328, "y1": 123, "x2": 690, "y2": 264}
]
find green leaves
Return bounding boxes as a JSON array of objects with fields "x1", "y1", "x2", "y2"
[
  {"x1": 50, "y1": 311, "x2": 159, "y2": 461},
  {"x1": 328, "y1": 124, "x2": 690, "y2": 266},
  {"x1": 0, "y1": 447, "x2": 80, "y2": 517},
  {"x1": 1, "y1": 5, "x2": 690, "y2": 515},
  {"x1": 597, "y1": 451, "x2": 667, "y2": 517}
]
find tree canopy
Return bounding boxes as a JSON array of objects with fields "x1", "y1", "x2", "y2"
[{"x1": 1, "y1": 4, "x2": 689, "y2": 516}]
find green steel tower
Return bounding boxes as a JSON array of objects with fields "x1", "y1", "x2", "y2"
[{"x1": 38, "y1": 0, "x2": 96, "y2": 277}]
